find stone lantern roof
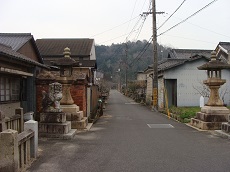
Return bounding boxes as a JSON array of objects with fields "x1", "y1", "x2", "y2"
[
  {"x1": 52, "y1": 47, "x2": 78, "y2": 66},
  {"x1": 198, "y1": 51, "x2": 230, "y2": 70}
]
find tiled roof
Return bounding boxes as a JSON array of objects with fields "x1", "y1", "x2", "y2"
[
  {"x1": 0, "y1": 33, "x2": 32, "y2": 51},
  {"x1": 158, "y1": 58, "x2": 187, "y2": 71},
  {"x1": 144, "y1": 56, "x2": 208, "y2": 73},
  {"x1": 170, "y1": 49, "x2": 211, "y2": 59},
  {"x1": 0, "y1": 43, "x2": 47, "y2": 68},
  {"x1": 219, "y1": 42, "x2": 230, "y2": 52},
  {"x1": 36, "y1": 39, "x2": 94, "y2": 56}
]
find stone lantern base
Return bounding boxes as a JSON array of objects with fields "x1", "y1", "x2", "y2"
[
  {"x1": 61, "y1": 104, "x2": 88, "y2": 130},
  {"x1": 39, "y1": 112, "x2": 77, "y2": 139},
  {"x1": 191, "y1": 106, "x2": 229, "y2": 130},
  {"x1": 220, "y1": 114, "x2": 230, "y2": 133}
]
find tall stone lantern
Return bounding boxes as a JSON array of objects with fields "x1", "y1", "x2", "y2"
[
  {"x1": 191, "y1": 51, "x2": 230, "y2": 130},
  {"x1": 53, "y1": 47, "x2": 78, "y2": 105},
  {"x1": 52, "y1": 47, "x2": 86, "y2": 129}
]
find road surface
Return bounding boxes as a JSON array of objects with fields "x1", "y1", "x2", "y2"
[{"x1": 27, "y1": 90, "x2": 230, "y2": 172}]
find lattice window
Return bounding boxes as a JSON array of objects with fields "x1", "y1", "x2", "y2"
[{"x1": 0, "y1": 77, "x2": 20, "y2": 102}]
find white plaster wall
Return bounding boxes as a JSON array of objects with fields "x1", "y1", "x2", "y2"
[
  {"x1": 163, "y1": 59, "x2": 208, "y2": 107},
  {"x1": 221, "y1": 69, "x2": 230, "y2": 105},
  {"x1": 152, "y1": 58, "x2": 230, "y2": 107}
]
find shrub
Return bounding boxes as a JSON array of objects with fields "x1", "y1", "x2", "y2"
[{"x1": 169, "y1": 106, "x2": 200, "y2": 123}]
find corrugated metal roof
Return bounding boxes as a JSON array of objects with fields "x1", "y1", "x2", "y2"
[
  {"x1": 36, "y1": 39, "x2": 94, "y2": 56},
  {"x1": 0, "y1": 33, "x2": 32, "y2": 51}
]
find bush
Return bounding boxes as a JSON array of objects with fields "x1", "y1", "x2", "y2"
[{"x1": 169, "y1": 106, "x2": 200, "y2": 123}]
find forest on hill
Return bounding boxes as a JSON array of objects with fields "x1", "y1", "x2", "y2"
[{"x1": 95, "y1": 40, "x2": 171, "y2": 84}]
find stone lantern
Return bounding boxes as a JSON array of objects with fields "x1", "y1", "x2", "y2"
[
  {"x1": 191, "y1": 51, "x2": 230, "y2": 130},
  {"x1": 53, "y1": 47, "x2": 86, "y2": 129},
  {"x1": 53, "y1": 47, "x2": 78, "y2": 105}
]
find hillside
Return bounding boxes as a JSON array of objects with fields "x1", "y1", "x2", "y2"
[{"x1": 96, "y1": 40, "x2": 171, "y2": 83}]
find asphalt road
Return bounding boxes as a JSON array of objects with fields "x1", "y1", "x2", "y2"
[{"x1": 27, "y1": 90, "x2": 230, "y2": 172}]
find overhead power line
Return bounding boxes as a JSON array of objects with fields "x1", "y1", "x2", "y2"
[
  {"x1": 129, "y1": 36, "x2": 153, "y2": 67},
  {"x1": 157, "y1": 0, "x2": 186, "y2": 30},
  {"x1": 90, "y1": 15, "x2": 140, "y2": 38},
  {"x1": 158, "y1": 0, "x2": 218, "y2": 37},
  {"x1": 128, "y1": 0, "x2": 219, "y2": 68}
]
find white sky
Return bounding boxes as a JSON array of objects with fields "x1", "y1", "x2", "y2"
[{"x1": 0, "y1": 0, "x2": 229, "y2": 50}]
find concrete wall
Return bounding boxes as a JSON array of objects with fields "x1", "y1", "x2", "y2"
[
  {"x1": 158, "y1": 77, "x2": 164, "y2": 109},
  {"x1": 146, "y1": 71, "x2": 153, "y2": 105},
  {"x1": 0, "y1": 102, "x2": 21, "y2": 118}
]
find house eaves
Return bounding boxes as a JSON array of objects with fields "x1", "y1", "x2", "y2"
[
  {"x1": 0, "y1": 33, "x2": 44, "y2": 64},
  {"x1": 0, "y1": 44, "x2": 48, "y2": 68}
]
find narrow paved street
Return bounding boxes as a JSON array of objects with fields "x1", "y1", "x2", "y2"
[{"x1": 28, "y1": 90, "x2": 230, "y2": 172}]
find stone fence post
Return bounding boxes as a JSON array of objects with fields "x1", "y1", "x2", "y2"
[
  {"x1": 24, "y1": 120, "x2": 38, "y2": 158},
  {"x1": 0, "y1": 129, "x2": 19, "y2": 172},
  {"x1": 0, "y1": 110, "x2": 6, "y2": 132},
  {"x1": 15, "y1": 108, "x2": 24, "y2": 132}
]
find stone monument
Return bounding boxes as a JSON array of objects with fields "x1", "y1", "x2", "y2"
[
  {"x1": 39, "y1": 82, "x2": 76, "y2": 139},
  {"x1": 52, "y1": 47, "x2": 88, "y2": 129},
  {"x1": 191, "y1": 51, "x2": 230, "y2": 130}
]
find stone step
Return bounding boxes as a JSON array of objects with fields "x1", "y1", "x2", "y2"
[
  {"x1": 71, "y1": 117, "x2": 88, "y2": 129},
  {"x1": 39, "y1": 121, "x2": 71, "y2": 134},
  {"x1": 196, "y1": 112, "x2": 228, "y2": 122}
]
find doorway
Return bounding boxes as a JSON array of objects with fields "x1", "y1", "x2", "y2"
[{"x1": 165, "y1": 79, "x2": 177, "y2": 107}]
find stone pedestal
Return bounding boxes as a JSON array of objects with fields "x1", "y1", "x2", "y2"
[
  {"x1": 221, "y1": 113, "x2": 230, "y2": 133},
  {"x1": 191, "y1": 106, "x2": 229, "y2": 130},
  {"x1": 39, "y1": 112, "x2": 76, "y2": 139},
  {"x1": 61, "y1": 104, "x2": 88, "y2": 130}
]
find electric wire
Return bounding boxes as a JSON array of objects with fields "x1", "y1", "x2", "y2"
[
  {"x1": 129, "y1": 36, "x2": 153, "y2": 67},
  {"x1": 90, "y1": 15, "x2": 140, "y2": 38},
  {"x1": 157, "y1": 0, "x2": 186, "y2": 30},
  {"x1": 126, "y1": 0, "x2": 139, "y2": 33},
  {"x1": 129, "y1": 0, "x2": 218, "y2": 67},
  {"x1": 158, "y1": 0, "x2": 218, "y2": 37}
]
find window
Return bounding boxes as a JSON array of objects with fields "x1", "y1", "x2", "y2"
[{"x1": 0, "y1": 76, "x2": 20, "y2": 102}]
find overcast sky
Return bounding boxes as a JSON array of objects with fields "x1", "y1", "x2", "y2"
[{"x1": 0, "y1": 0, "x2": 229, "y2": 50}]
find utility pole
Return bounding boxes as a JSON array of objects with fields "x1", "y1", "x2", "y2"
[
  {"x1": 143, "y1": 1, "x2": 164, "y2": 111},
  {"x1": 152, "y1": 0, "x2": 158, "y2": 110},
  {"x1": 125, "y1": 43, "x2": 128, "y2": 95}
]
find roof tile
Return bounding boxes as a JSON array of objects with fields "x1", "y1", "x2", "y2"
[{"x1": 36, "y1": 39, "x2": 94, "y2": 56}]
